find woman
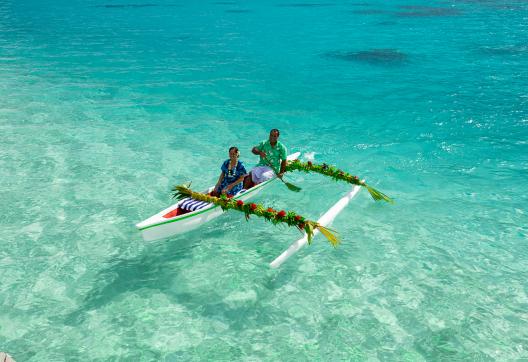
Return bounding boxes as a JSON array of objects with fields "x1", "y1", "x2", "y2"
[{"x1": 211, "y1": 146, "x2": 247, "y2": 197}]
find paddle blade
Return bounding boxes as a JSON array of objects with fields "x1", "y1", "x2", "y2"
[{"x1": 285, "y1": 181, "x2": 302, "y2": 192}]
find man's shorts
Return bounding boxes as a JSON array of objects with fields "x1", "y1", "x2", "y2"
[{"x1": 251, "y1": 166, "x2": 275, "y2": 184}]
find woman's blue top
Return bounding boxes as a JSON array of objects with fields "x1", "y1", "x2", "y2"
[{"x1": 218, "y1": 160, "x2": 247, "y2": 196}]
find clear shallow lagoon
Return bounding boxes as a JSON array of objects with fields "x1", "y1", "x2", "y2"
[{"x1": 1, "y1": 0, "x2": 527, "y2": 360}]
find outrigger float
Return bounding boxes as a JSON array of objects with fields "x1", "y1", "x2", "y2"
[{"x1": 136, "y1": 152, "x2": 392, "y2": 267}]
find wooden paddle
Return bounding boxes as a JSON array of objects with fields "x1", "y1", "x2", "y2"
[{"x1": 262, "y1": 156, "x2": 301, "y2": 192}]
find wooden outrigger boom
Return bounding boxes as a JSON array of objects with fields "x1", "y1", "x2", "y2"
[{"x1": 269, "y1": 183, "x2": 362, "y2": 268}]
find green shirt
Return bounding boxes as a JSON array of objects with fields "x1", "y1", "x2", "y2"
[{"x1": 256, "y1": 140, "x2": 288, "y2": 170}]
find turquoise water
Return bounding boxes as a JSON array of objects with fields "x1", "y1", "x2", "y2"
[{"x1": 1, "y1": 0, "x2": 527, "y2": 359}]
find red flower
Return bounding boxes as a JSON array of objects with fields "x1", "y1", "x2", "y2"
[
  {"x1": 298, "y1": 222, "x2": 305, "y2": 230},
  {"x1": 236, "y1": 200, "x2": 244, "y2": 207},
  {"x1": 277, "y1": 210, "x2": 286, "y2": 218},
  {"x1": 353, "y1": 176, "x2": 359, "y2": 180},
  {"x1": 294, "y1": 215, "x2": 302, "y2": 221},
  {"x1": 307, "y1": 161, "x2": 313, "y2": 167},
  {"x1": 267, "y1": 207, "x2": 275, "y2": 213},
  {"x1": 249, "y1": 203, "x2": 257, "y2": 211}
]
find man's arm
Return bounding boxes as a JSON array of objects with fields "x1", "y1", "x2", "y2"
[
  {"x1": 277, "y1": 144, "x2": 288, "y2": 176},
  {"x1": 278, "y1": 159, "x2": 287, "y2": 177},
  {"x1": 252, "y1": 146, "x2": 265, "y2": 158}
]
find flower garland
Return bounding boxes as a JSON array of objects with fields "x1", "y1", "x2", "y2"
[
  {"x1": 285, "y1": 160, "x2": 393, "y2": 203},
  {"x1": 172, "y1": 184, "x2": 339, "y2": 246}
]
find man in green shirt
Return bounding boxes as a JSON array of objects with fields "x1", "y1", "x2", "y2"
[{"x1": 244, "y1": 129, "x2": 288, "y2": 188}]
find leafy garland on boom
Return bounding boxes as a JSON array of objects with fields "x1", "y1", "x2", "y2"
[
  {"x1": 285, "y1": 160, "x2": 393, "y2": 203},
  {"x1": 172, "y1": 184, "x2": 339, "y2": 246}
]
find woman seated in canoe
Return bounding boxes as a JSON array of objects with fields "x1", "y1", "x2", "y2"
[{"x1": 211, "y1": 146, "x2": 247, "y2": 197}]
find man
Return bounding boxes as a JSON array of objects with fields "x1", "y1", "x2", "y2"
[{"x1": 244, "y1": 129, "x2": 287, "y2": 188}]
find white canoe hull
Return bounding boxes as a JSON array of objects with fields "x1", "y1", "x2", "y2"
[{"x1": 136, "y1": 152, "x2": 300, "y2": 241}]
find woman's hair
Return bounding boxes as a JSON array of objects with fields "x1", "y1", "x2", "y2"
[{"x1": 229, "y1": 146, "x2": 239, "y2": 154}]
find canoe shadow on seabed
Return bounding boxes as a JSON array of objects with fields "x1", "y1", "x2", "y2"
[
  {"x1": 62, "y1": 223, "x2": 220, "y2": 326},
  {"x1": 62, "y1": 222, "x2": 295, "y2": 331}
]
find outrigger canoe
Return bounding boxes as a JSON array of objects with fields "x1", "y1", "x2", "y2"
[{"x1": 136, "y1": 152, "x2": 301, "y2": 242}]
